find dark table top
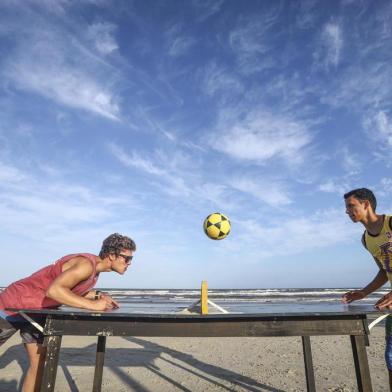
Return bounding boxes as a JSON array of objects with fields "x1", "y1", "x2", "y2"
[{"x1": 8, "y1": 303, "x2": 390, "y2": 319}]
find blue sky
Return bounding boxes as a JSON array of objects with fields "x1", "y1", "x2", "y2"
[{"x1": 1, "y1": 0, "x2": 392, "y2": 289}]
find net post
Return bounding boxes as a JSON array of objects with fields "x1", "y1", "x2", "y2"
[{"x1": 201, "y1": 281, "x2": 209, "y2": 315}]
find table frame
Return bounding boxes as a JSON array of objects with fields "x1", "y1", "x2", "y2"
[{"x1": 19, "y1": 310, "x2": 375, "y2": 392}]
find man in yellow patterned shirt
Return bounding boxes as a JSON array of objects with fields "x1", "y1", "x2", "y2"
[{"x1": 342, "y1": 188, "x2": 392, "y2": 390}]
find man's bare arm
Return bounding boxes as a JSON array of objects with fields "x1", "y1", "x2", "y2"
[
  {"x1": 46, "y1": 258, "x2": 113, "y2": 311},
  {"x1": 361, "y1": 268, "x2": 388, "y2": 295},
  {"x1": 342, "y1": 268, "x2": 388, "y2": 303}
]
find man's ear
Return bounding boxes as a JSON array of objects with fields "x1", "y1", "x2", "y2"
[
  {"x1": 363, "y1": 200, "x2": 370, "y2": 210},
  {"x1": 106, "y1": 254, "x2": 116, "y2": 270}
]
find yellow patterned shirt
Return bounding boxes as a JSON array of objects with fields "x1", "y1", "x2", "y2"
[{"x1": 362, "y1": 215, "x2": 392, "y2": 284}]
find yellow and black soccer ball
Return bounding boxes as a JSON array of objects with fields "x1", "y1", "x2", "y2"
[{"x1": 203, "y1": 212, "x2": 231, "y2": 240}]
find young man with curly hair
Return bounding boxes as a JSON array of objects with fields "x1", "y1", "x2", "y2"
[
  {"x1": 342, "y1": 188, "x2": 392, "y2": 390},
  {"x1": 0, "y1": 233, "x2": 136, "y2": 392}
]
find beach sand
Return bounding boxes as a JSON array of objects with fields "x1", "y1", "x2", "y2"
[{"x1": 0, "y1": 324, "x2": 389, "y2": 391}]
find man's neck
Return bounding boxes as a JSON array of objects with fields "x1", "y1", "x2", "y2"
[
  {"x1": 96, "y1": 257, "x2": 110, "y2": 273},
  {"x1": 363, "y1": 213, "x2": 384, "y2": 235}
]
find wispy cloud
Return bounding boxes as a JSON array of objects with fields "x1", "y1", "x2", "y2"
[
  {"x1": 108, "y1": 143, "x2": 166, "y2": 176},
  {"x1": 229, "y1": 176, "x2": 292, "y2": 207},
  {"x1": 108, "y1": 143, "x2": 196, "y2": 197},
  {"x1": 107, "y1": 142, "x2": 239, "y2": 209},
  {"x1": 202, "y1": 62, "x2": 244, "y2": 98},
  {"x1": 165, "y1": 23, "x2": 196, "y2": 58},
  {"x1": 1, "y1": 3, "x2": 122, "y2": 121},
  {"x1": 316, "y1": 3, "x2": 392, "y2": 118},
  {"x1": 210, "y1": 108, "x2": 312, "y2": 165},
  {"x1": 322, "y1": 21, "x2": 343, "y2": 68},
  {"x1": 322, "y1": 64, "x2": 391, "y2": 113},
  {"x1": 229, "y1": 20, "x2": 268, "y2": 56},
  {"x1": 318, "y1": 179, "x2": 349, "y2": 195},
  {"x1": 378, "y1": 177, "x2": 392, "y2": 199},
  {"x1": 86, "y1": 22, "x2": 119, "y2": 55},
  {"x1": 317, "y1": 147, "x2": 360, "y2": 195},
  {"x1": 363, "y1": 110, "x2": 392, "y2": 146},
  {"x1": 0, "y1": 161, "x2": 27, "y2": 184},
  {"x1": 168, "y1": 36, "x2": 196, "y2": 57},
  {"x1": 6, "y1": 58, "x2": 121, "y2": 120},
  {"x1": 24, "y1": 0, "x2": 71, "y2": 14},
  {"x1": 295, "y1": 0, "x2": 317, "y2": 30},
  {"x1": 193, "y1": 0, "x2": 224, "y2": 22},
  {"x1": 339, "y1": 146, "x2": 361, "y2": 175},
  {"x1": 0, "y1": 159, "x2": 134, "y2": 244},
  {"x1": 134, "y1": 105, "x2": 177, "y2": 141},
  {"x1": 377, "y1": 178, "x2": 392, "y2": 211},
  {"x1": 229, "y1": 8, "x2": 280, "y2": 74},
  {"x1": 235, "y1": 208, "x2": 358, "y2": 258}
]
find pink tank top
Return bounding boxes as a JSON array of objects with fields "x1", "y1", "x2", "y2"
[{"x1": 0, "y1": 253, "x2": 99, "y2": 312}]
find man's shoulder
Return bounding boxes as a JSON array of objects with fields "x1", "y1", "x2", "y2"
[
  {"x1": 361, "y1": 231, "x2": 367, "y2": 249},
  {"x1": 60, "y1": 253, "x2": 97, "y2": 263},
  {"x1": 61, "y1": 254, "x2": 97, "y2": 272}
]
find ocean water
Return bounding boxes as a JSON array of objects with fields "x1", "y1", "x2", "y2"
[
  {"x1": 1, "y1": 287, "x2": 389, "y2": 314},
  {"x1": 97, "y1": 287, "x2": 391, "y2": 314}
]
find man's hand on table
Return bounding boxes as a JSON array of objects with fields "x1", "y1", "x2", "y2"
[
  {"x1": 341, "y1": 289, "x2": 366, "y2": 304},
  {"x1": 91, "y1": 293, "x2": 119, "y2": 311},
  {"x1": 374, "y1": 291, "x2": 392, "y2": 310}
]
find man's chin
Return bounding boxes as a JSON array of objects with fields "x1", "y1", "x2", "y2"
[{"x1": 112, "y1": 266, "x2": 128, "y2": 274}]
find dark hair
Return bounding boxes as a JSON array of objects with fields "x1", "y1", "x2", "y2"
[
  {"x1": 99, "y1": 233, "x2": 136, "y2": 258},
  {"x1": 344, "y1": 188, "x2": 377, "y2": 211}
]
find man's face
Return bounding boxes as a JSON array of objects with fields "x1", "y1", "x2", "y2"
[
  {"x1": 110, "y1": 249, "x2": 134, "y2": 275},
  {"x1": 345, "y1": 195, "x2": 368, "y2": 222}
]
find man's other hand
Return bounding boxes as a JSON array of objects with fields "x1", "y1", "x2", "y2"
[{"x1": 375, "y1": 291, "x2": 392, "y2": 310}]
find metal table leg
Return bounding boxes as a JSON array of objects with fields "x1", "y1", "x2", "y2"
[
  {"x1": 40, "y1": 335, "x2": 62, "y2": 392},
  {"x1": 302, "y1": 336, "x2": 316, "y2": 392},
  {"x1": 350, "y1": 335, "x2": 373, "y2": 392},
  {"x1": 92, "y1": 336, "x2": 106, "y2": 392}
]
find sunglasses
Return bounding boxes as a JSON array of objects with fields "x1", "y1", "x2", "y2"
[{"x1": 118, "y1": 254, "x2": 133, "y2": 264}]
